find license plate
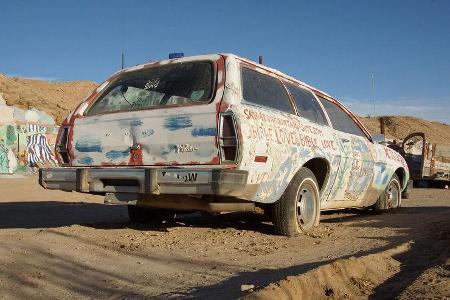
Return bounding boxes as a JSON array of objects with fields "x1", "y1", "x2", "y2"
[{"x1": 157, "y1": 170, "x2": 211, "y2": 184}]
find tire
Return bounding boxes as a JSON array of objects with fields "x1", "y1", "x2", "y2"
[
  {"x1": 127, "y1": 205, "x2": 175, "y2": 223},
  {"x1": 272, "y1": 167, "x2": 321, "y2": 237},
  {"x1": 374, "y1": 173, "x2": 402, "y2": 212}
]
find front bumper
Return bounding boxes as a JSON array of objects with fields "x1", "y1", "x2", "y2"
[{"x1": 39, "y1": 167, "x2": 248, "y2": 197}]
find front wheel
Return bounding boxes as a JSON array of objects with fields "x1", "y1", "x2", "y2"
[
  {"x1": 374, "y1": 173, "x2": 402, "y2": 212},
  {"x1": 272, "y1": 167, "x2": 321, "y2": 237}
]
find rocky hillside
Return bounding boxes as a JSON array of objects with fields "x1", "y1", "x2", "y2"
[
  {"x1": 0, "y1": 73, "x2": 97, "y2": 124},
  {"x1": 360, "y1": 116, "x2": 450, "y2": 145}
]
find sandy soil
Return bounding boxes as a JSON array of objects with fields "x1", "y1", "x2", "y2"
[
  {"x1": 247, "y1": 228, "x2": 449, "y2": 299},
  {"x1": 0, "y1": 175, "x2": 449, "y2": 299}
]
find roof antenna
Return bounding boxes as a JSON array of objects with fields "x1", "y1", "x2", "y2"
[
  {"x1": 371, "y1": 72, "x2": 375, "y2": 116},
  {"x1": 121, "y1": 15, "x2": 125, "y2": 69},
  {"x1": 258, "y1": 56, "x2": 263, "y2": 65}
]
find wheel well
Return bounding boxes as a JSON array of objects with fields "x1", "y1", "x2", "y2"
[
  {"x1": 395, "y1": 168, "x2": 406, "y2": 189},
  {"x1": 303, "y1": 158, "x2": 329, "y2": 192}
]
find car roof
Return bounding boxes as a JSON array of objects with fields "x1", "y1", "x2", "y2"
[{"x1": 109, "y1": 53, "x2": 372, "y2": 138}]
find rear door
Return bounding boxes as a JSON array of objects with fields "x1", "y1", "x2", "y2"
[
  {"x1": 402, "y1": 132, "x2": 425, "y2": 179},
  {"x1": 70, "y1": 56, "x2": 224, "y2": 167},
  {"x1": 318, "y1": 97, "x2": 375, "y2": 203}
]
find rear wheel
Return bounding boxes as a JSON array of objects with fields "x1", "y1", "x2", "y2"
[
  {"x1": 374, "y1": 173, "x2": 402, "y2": 212},
  {"x1": 272, "y1": 167, "x2": 321, "y2": 237},
  {"x1": 127, "y1": 205, "x2": 175, "y2": 223}
]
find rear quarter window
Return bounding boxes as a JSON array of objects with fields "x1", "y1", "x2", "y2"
[{"x1": 241, "y1": 67, "x2": 294, "y2": 114}]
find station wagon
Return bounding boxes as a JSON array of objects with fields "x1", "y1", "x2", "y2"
[{"x1": 39, "y1": 53, "x2": 409, "y2": 236}]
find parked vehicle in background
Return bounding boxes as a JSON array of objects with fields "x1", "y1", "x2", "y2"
[
  {"x1": 401, "y1": 132, "x2": 450, "y2": 186},
  {"x1": 39, "y1": 53, "x2": 409, "y2": 236}
]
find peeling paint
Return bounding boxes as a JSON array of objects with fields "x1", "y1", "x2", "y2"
[
  {"x1": 74, "y1": 138, "x2": 103, "y2": 153},
  {"x1": 118, "y1": 119, "x2": 143, "y2": 128},
  {"x1": 191, "y1": 127, "x2": 216, "y2": 137},
  {"x1": 163, "y1": 116, "x2": 192, "y2": 131},
  {"x1": 105, "y1": 149, "x2": 129, "y2": 160},
  {"x1": 78, "y1": 157, "x2": 93, "y2": 165}
]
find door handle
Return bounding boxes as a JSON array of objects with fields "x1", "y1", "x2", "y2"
[{"x1": 341, "y1": 138, "x2": 350, "y2": 143}]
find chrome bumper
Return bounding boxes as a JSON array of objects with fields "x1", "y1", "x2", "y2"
[{"x1": 39, "y1": 167, "x2": 248, "y2": 197}]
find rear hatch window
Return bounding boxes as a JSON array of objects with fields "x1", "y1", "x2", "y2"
[
  {"x1": 69, "y1": 59, "x2": 221, "y2": 167},
  {"x1": 87, "y1": 61, "x2": 214, "y2": 115}
]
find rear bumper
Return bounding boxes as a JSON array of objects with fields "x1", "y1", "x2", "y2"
[{"x1": 39, "y1": 167, "x2": 248, "y2": 197}]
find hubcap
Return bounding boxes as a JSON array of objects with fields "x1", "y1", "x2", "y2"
[
  {"x1": 387, "y1": 181, "x2": 400, "y2": 208},
  {"x1": 297, "y1": 182, "x2": 316, "y2": 226}
]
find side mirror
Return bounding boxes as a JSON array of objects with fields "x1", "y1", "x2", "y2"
[{"x1": 372, "y1": 134, "x2": 385, "y2": 144}]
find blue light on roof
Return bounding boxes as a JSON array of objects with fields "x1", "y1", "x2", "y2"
[{"x1": 169, "y1": 53, "x2": 184, "y2": 59}]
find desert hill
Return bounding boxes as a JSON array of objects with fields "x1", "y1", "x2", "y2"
[
  {"x1": 0, "y1": 73, "x2": 97, "y2": 124},
  {"x1": 359, "y1": 116, "x2": 450, "y2": 145},
  {"x1": 0, "y1": 73, "x2": 449, "y2": 144}
]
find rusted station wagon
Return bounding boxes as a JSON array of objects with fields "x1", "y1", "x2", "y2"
[{"x1": 39, "y1": 53, "x2": 409, "y2": 236}]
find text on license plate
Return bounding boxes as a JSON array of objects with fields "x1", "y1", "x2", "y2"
[{"x1": 158, "y1": 170, "x2": 210, "y2": 184}]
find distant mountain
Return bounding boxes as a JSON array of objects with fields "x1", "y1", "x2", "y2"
[
  {"x1": 360, "y1": 116, "x2": 450, "y2": 145},
  {"x1": 0, "y1": 73, "x2": 97, "y2": 124}
]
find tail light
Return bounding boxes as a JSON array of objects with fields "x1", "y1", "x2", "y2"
[
  {"x1": 55, "y1": 126, "x2": 70, "y2": 165},
  {"x1": 219, "y1": 113, "x2": 238, "y2": 163}
]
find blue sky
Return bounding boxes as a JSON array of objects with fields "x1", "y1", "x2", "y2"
[{"x1": 1, "y1": 0, "x2": 449, "y2": 123}]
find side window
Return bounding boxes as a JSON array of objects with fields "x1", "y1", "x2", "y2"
[
  {"x1": 241, "y1": 67, "x2": 294, "y2": 114},
  {"x1": 318, "y1": 97, "x2": 367, "y2": 137},
  {"x1": 285, "y1": 82, "x2": 327, "y2": 125}
]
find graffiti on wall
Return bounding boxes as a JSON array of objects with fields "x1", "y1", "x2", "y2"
[
  {"x1": 0, "y1": 124, "x2": 58, "y2": 173},
  {"x1": 26, "y1": 124, "x2": 58, "y2": 168},
  {"x1": 0, "y1": 144, "x2": 10, "y2": 173},
  {"x1": 0, "y1": 143, "x2": 17, "y2": 174},
  {"x1": 0, "y1": 99, "x2": 58, "y2": 173},
  {"x1": 0, "y1": 125, "x2": 18, "y2": 174}
]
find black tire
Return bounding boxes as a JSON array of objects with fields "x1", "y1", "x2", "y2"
[
  {"x1": 127, "y1": 205, "x2": 175, "y2": 223},
  {"x1": 374, "y1": 173, "x2": 402, "y2": 212},
  {"x1": 272, "y1": 167, "x2": 321, "y2": 237}
]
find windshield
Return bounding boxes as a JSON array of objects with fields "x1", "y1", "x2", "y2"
[{"x1": 87, "y1": 61, "x2": 214, "y2": 115}]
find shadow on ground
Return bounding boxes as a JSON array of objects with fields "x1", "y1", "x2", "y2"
[
  {"x1": 0, "y1": 201, "x2": 276, "y2": 234},
  {"x1": 0, "y1": 201, "x2": 448, "y2": 299},
  {"x1": 170, "y1": 206, "x2": 450, "y2": 299},
  {"x1": 0, "y1": 201, "x2": 128, "y2": 229}
]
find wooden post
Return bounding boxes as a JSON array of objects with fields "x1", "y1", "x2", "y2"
[{"x1": 380, "y1": 117, "x2": 385, "y2": 134}]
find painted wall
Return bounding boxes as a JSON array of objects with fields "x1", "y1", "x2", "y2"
[{"x1": 0, "y1": 95, "x2": 58, "y2": 173}]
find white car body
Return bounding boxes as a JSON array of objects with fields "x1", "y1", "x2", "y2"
[{"x1": 40, "y1": 53, "x2": 409, "y2": 214}]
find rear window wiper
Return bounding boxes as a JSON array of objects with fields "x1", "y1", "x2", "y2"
[{"x1": 120, "y1": 85, "x2": 134, "y2": 107}]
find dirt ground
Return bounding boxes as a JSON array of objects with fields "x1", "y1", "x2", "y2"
[{"x1": 0, "y1": 175, "x2": 448, "y2": 299}]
